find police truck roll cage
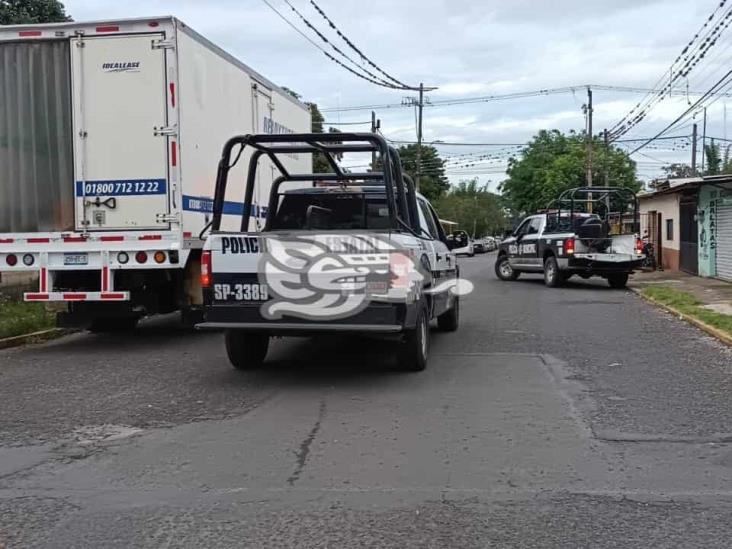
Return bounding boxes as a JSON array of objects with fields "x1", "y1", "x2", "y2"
[
  {"x1": 207, "y1": 132, "x2": 421, "y2": 236},
  {"x1": 548, "y1": 186, "x2": 640, "y2": 234}
]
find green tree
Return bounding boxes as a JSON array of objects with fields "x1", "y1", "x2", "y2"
[
  {"x1": 396, "y1": 144, "x2": 450, "y2": 201},
  {"x1": 662, "y1": 163, "x2": 695, "y2": 178},
  {"x1": 0, "y1": 0, "x2": 71, "y2": 24},
  {"x1": 499, "y1": 130, "x2": 640, "y2": 216},
  {"x1": 704, "y1": 139, "x2": 721, "y2": 176},
  {"x1": 723, "y1": 144, "x2": 732, "y2": 174},
  {"x1": 433, "y1": 179, "x2": 507, "y2": 237}
]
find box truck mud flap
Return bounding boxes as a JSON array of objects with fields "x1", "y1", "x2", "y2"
[{"x1": 71, "y1": 34, "x2": 171, "y2": 231}]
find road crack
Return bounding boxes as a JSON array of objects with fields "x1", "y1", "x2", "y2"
[{"x1": 287, "y1": 399, "x2": 326, "y2": 486}]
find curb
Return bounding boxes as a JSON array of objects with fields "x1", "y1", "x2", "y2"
[
  {"x1": 0, "y1": 328, "x2": 68, "y2": 350},
  {"x1": 630, "y1": 287, "x2": 732, "y2": 348}
]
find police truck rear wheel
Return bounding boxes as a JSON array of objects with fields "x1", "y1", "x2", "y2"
[
  {"x1": 607, "y1": 273, "x2": 629, "y2": 289},
  {"x1": 225, "y1": 330, "x2": 269, "y2": 370},
  {"x1": 495, "y1": 255, "x2": 519, "y2": 281},
  {"x1": 543, "y1": 256, "x2": 565, "y2": 287},
  {"x1": 398, "y1": 306, "x2": 429, "y2": 371},
  {"x1": 437, "y1": 296, "x2": 459, "y2": 332}
]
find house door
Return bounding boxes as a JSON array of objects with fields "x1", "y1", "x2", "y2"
[{"x1": 680, "y1": 199, "x2": 699, "y2": 274}]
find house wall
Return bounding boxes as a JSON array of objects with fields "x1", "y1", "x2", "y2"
[
  {"x1": 640, "y1": 193, "x2": 680, "y2": 270},
  {"x1": 698, "y1": 183, "x2": 732, "y2": 277}
]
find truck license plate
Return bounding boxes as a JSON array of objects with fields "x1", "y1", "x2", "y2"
[{"x1": 64, "y1": 253, "x2": 88, "y2": 266}]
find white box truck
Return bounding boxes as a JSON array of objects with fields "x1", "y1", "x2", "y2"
[{"x1": 0, "y1": 16, "x2": 311, "y2": 330}]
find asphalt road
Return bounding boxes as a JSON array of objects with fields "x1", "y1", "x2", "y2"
[{"x1": 2, "y1": 252, "x2": 732, "y2": 548}]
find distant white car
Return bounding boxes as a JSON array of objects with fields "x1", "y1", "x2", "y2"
[{"x1": 447, "y1": 231, "x2": 474, "y2": 257}]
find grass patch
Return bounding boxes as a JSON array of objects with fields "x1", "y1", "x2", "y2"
[
  {"x1": 0, "y1": 295, "x2": 55, "y2": 339},
  {"x1": 642, "y1": 285, "x2": 732, "y2": 337}
]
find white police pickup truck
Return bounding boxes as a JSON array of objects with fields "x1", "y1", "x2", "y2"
[{"x1": 197, "y1": 133, "x2": 461, "y2": 371}]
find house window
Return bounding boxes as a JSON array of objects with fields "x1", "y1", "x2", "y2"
[{"x1": 666, "y1": 219, "x2": 674, "y2": 241}]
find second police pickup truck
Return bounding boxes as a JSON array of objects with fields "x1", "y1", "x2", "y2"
[
  {"x1": 495, "y1": 187, "x2": 645, "y2": 288},
  {"x1": 197, "y1": 133, "x2": 462, "y2": 372}
]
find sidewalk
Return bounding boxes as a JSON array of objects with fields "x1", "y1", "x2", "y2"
[{"x1": 629, "y1": 270, "x2": 732, "y2": 315}]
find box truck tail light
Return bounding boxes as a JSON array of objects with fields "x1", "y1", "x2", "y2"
[
  {"x1": 5, "y1": 254, "x2": 17, "y2": 266},
  {"x1": 564, "y1": 237, "x2": 575, "y2": 255},
  {"x1": 201, "y1": 251, "x2": 212, "y2": 288},
  {"x1": 135, "y1": 251, "x2": 148, "y2": 264},
  {"x1": 154, "y1": 251, "x2": 166, "y2": 264}
]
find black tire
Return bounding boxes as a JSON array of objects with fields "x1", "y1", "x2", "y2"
[
  {"x1": 607, "y1": 273, "x2": 629, "y2": 289},
  {"x1": 437, "y1": 296, "x2": 459, "y2": 332},
  {"x1": 398, "y1": 305, "x2": 429, "y2": 372},
  {"x1": 225, "y1": 330, "x2": 269, "y2": 370},
  {"x1": 495, "y1": 255, "x2": 520, "y2": 281},
  {"x1": 89, "y1": 316, "x2": 139, "y2": 333},
  {"x1": 543, "y1": 256, "x2": 565, "y2": 287}
]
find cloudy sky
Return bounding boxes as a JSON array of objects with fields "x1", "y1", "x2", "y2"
[{"x1": 65, "y1": 0, "x2": 732, "y2": 190}]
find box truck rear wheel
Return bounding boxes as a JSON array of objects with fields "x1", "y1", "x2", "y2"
[{"x1": 225, "y1": 330, "x2": 269, "y2": 370}]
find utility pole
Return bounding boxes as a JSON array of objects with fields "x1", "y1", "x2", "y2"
[
  {"x1": 691, "y1": 123, "x2": 698, "y2": 175},
  {"x1": 701, "y1": 107, "x2": 708, "y2": 174},
  {"x1": 585, "y1": 86, "x2": 593, "y2": 187},
  {"x1": 371, "y1": 110, "x2": 377, "y2": 169},
  {"x1": 603, "y1": 128, "x2": 609, "y2": 186},
  {"x1": 416, "y1": 82, "x2": 424, "y2": 191}
]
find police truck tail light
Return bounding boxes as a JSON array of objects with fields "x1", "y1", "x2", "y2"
[
  {"x1": 22, "y1": 254, "x2": 34, "y2": 266},
  {"x1": 636, "y1": 238, "x2": 644, "y2": 255},
  {"x1": 564, "y1": 237, "x2": 575, "y2": 255},
  {"x1": 154, "y1": 251, "x2": 166, "y2": 264},
  {"x1": 5, "y1": 254, "x2": 17, "y2": 266},
  {"x1": 200, "y1": 251, "x2": 212, "y2": 288},
  {"x1": 135, "y1": 251, "x2": 148, "y2": 264}
]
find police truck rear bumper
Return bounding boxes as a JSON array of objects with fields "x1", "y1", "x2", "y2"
[
  {"x1": 198, "y1": 301, "x2": 411, "y2": 336},
  {"x1": 560, "y1": 254, "x2": 644, "y2": 273}
]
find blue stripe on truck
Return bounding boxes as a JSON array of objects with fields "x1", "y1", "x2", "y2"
[
  {"x1": 75, "y1": 179, "x2": 167, "y2": 196},
  {"x1": 182, "y1": 195, "x2": 268, "y2": 218}
]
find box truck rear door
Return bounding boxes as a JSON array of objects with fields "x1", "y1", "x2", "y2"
[{"x1": 71, "y1": 34, "x2": 170, "y2": 231}]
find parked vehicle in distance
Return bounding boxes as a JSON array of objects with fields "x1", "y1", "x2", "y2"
[
  {"x1": 495, "y1": 187, "x2": 645, "y2": 288},
  {"x1": 473, "y1": 239, "x2": 487, "y2": 254},
  {"x1": 0, "y1": 17, "x2": 310, "y2": 331},
  {"x1": 198, "y1": 133, "x2": 461, "y2": 372},
  {"x1": 448, "y1": 231, "x2": 474, "y2": 257}
]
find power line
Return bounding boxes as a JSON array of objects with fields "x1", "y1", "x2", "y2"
[
  {"x1": 610, "y1": 2, "x2": 732, "y2": 140},
  {"x1": 259, "y1": 0, "x2": 407, "y2": 89},
  {"x1": 307, "y1": 0, "x2": 410, "y2": 89},
  {"x1": 280, "y1": 0, "x2": 408, "y2": 89},
  {"x1": 321, "y1": 83, "x2": 732, "y2": 113},
  {"x1": 629, "y1": 68, "x2": 732, "y2": 154}
]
